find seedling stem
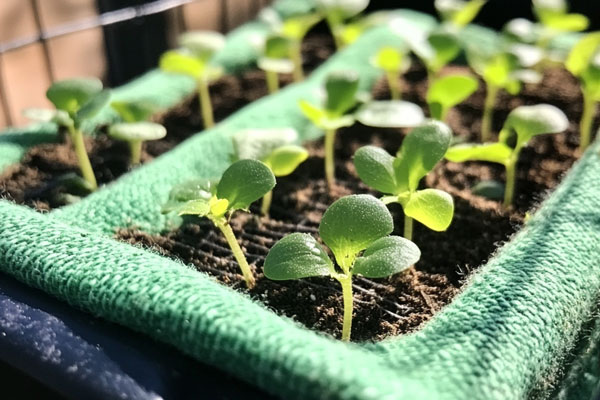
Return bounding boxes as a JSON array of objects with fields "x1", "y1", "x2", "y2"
[
  {"x1": 325, "y1": 128, "x2": 337, "y2": 187},
  {"x1": 404, "y1": 216, "x2": 414, "y2": 241},
  {"x1": 580, "y1": 92, "x2": 596, "y2": 151},
  {"x1": 334, "y1": 274, "x2": 353, "y2": 341},
  {"x1": 215, "y1": 218, "x2": 256, "y2": 288},
  {"x1": 261, "y1": 190, "x2": 273, "y2": 216},
  {"x1": 129, "y1": 140, "x2": 143, "y2": 165},
  {"x1": 68, "y1": 125, "x2": 97, "y2": 190},
  {"x1": 386, "y1": 70, "x2": 401, "y2": 100},
  {"x1": 481, "y1": 84, "x2": 498, "y2": 142},
  {"x1": 266, "y1": 70, "x2": 280, "y2": 94},
  {"x1": 198, "y1": 78, "x2": 215, "y2": 128},
  {"x1": 290, "y1": 42, "x2": 304, "y2": 82}
]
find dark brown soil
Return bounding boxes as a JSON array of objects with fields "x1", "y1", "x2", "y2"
[
  {"x1": 116, "y1": 63, "x2": 586, "y2": 342},
  {"x1": 0, "y1": 34, "x2": 335, "y2": 211}
]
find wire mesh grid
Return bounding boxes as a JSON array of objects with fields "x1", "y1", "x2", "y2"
[{"x1": 0, "y1": 0, "x2": 270, "y2": 128}]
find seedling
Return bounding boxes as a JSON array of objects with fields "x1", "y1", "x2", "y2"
[
  {"x1": 163, "y1": 159, "x2": 276, "y2": 288},
  {"x1": 259, "y1": 8, "x2": 322, "y2": 81},
  {"x1": 111, "y1": 100, "x2": 157, "y2": 123},
  {"x1": 466, "y1": 46, "x2": 540, "y2": 142},
  {"x1": 407, "y1": 30, "x2": 461, "y2": 83},
  {"x1": 232, "y1": 128, "x2": 308, "y2": 215},
  {"x1": 370, "y1": 46, "x2": 410, "y2": 100},
  {"x1": 435, "y1": 0, "x2": 487, "y2": 30},
  {"x1": 24, "y1": 78, "x2": 111, "y2": 190},
  {"x1": 160, "y1": 31, "x2": 225, "y2": 128},
  {"x1": 426, "y1": 74, "x2": 479, "y2": 122},
  {"x1": 299, "y1": 70, "x2": 359, "y2": 187},
  {"x1": 315, "y1": 0, "x2": 370, "y2": 49},
  {"x1": 565, "y1": 32, "x2": 600, "y2": 151},
  {"x1": 264, "y1": 194, "x2": 420, "y2": 341},
  {"x1": 533, "y1": 0, "x2": 589, "y2": 51},
  {"x1": 108, "y1": 122, "x2": 166, "y2": 165},
  {"x1": 445, "y1": 104, "x2": 568, "y2": 208},
  {"x1": 257, "y1": 35, "x2": 295, "y2": 94},
  {"x1": 354, "y1": 120, "x2": 454, "y2": 240}
]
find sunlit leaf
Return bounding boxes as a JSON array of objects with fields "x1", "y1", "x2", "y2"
[
  {"x1": 264, "y1": 233, "x2": 333, "y2": 280},
  {"x1": 403, "y1": 189, "x2": 454, "y2": 231},
  {"x1": 217, "y1": 159, "x2": 276, "y2": 211},
  {"x1": 445, "y1": 142, "x2": 512, "y2": 165},
  {"x1": 355, "y1": 100, "x2": 424, "y2": 128},
  {"x1": 353, "y1": 145, "x2": 397, "y2": 194},
  {"x1": 353, "y1": 236, "x2": 421, "y2": 278}
]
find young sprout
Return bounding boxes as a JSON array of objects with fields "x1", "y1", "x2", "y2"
[
  {"x1": 315, "y1": 0, "x2": 370, "y2": 49},
  {"x1": 370, "y1": 46, "x2": 411, "y2": 100},
  {"x1": 111, "y1": 100, "x2": 157, "y2": 123},
  {"x1": 264, "y1": 194, "x2": 420, "y2": 341},
  {"x1": 257, "y1": 35, "x2": 295, "y2": 94},
  {"x1": 108, "y1": 122, "x2": 166, "y2": 165},
  {"x1": 160, "y1": 31, "x2": 225, "y2": 129},
  {"x1": 407, "y1": 30, "x2": 461, "y2": 83},
  {"x1": 434, "y1": 0, "x2": 487, "y2": 30},
  {"x1": 24, "y1": 78, "x2": 111, "y2": 190},
  {"x1": 533, "y1": 0, "x2": 589, "y2": 51},
  {"x1": 445, "y1": 104, "x2": 568, "y2": 208},
  {"x1": 353, "y1": 121, "x2": 454, "y2": 240},
  {"x1": 232, "y1": 128, "x2": 308, "y2": 215},
  {"x1": 259, "y1": 8, "x2": 323, "y2": 81},
  {"x1": 299, "y1": 70, "x2": 359, "y2": 187},
  {"x1": 163, "y1": 159, "x2": 276, "y2": 288},
  {"x1": 426, "y1": 74, "x2": 479, "y2": 122},
  {"x1": 466, "y1": 46, "x2": 541, "y2": 142},
  {"x1": 565, "y1": 32, "x2": 600, "y2": 151}
]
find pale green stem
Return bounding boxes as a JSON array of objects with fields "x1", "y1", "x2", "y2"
[
  {"x1": 503, "y1": 147, "x2": 521, "y2": 209},
  {"x1": 579, "y1": 90, "x2": 596, "y2": 152},
  {"x1": 481, "y1": 84, "x2": 499, "y2": 142},
  {"x1": 324, "y1": 128, "x2": 337, "y2": 188},
  {"x1": 129, "y1": 140, "x2": 142, "y2": 166},
  {"x1": 326, "y1": 16, "x2": 344, "y2": 50},
  {"x1": 404, "y1": 215, "x2": 413, "y2": 241},
  {"x1": 386, "y1": 70, "x2": 401, "y2": 100},
  {"x1": 215, "y1": 220, "x2": 255, "y2": 288},
  {"x1": 261, "y1": 190, "x2": 273, "y2": 216},
  {"x1": 68, "y1": 125, "x2": 97, "y2": 190},
  {"x1": 335, "y1": 274, "x2": 354, "y2": 342},
  {"x1": 265, "y1": 70, "x2": 279, "y2": 94},
  {"x1": 198, "y1": 78, "x2": 215, "y2": 128},
  {"x1": 290, "y1": 41, "x2": 304, "y2": 82}
]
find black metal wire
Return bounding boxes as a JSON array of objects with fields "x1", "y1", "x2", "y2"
[{"x1": 0, "y1": 0, "x2": 200, "y2": 54}]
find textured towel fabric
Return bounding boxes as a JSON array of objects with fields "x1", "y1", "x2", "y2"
[{"x1": 0, "y1": 5, "x2": 598, "y2": 400}]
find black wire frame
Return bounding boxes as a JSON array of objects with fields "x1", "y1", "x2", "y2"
[{"x1": 0, "y1": 0, "x2": 268, "y2": 127}]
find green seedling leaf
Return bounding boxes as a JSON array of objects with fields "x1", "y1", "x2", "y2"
[
  {"x1": 426, "y1": 31, "x2": 461, "y2": 74},
  {"x1": 472, "y1": 180, "x2": 505, "y2": 200},
  {"x1": 316, "y1": 0, "x2": 370, "y2": 21},
  {"x1": 509, "y1": 44, "x2": 544, "y2": 69},
  {"x1": 319, "y1": 194, "x2": 393, "y2": 269},
  {"x1": 533, "y1": 0, "x2": 589, "y2": 32},
  {"x1": 258, "y1": 35, "x2": 295, "y2": 73},
  {"x1": 111, "y1": 100, "x2": 157, "y2": 123},
  {"x1": 46, "y1": 78, "x2": 103, "y2": 114},
  {"x1": 298, "y1": 100, "x2": 355, "y2": 131},
  {"x1": 265, "y1": 145, "x2": 309, "y2": 176},
  {"x1": 395, "y1": 120, "x2": 453, "y2": 192},
  {"x1": 23, "y1": 108, "x2": 72, "y2": 127},
  {"x1": 427, "y1": 75, "x2": 478, "y2": 120},
  {"x1": 162, "y1": 179, "x2": 217, "y2": 213},
  {"x1": 403, "y1": 188, "x2": 454, "y2": 231},
  {"x1": 355, "y1": 100, "x2": 424, "y2": 128},
  {"x1": 177, "y1": 199, "x2": 211, "y2": 217},
  {"x1": 108, "y1": 122, "x2": 166, "y2": 142},
  {"x1": 217, "y1": 159, "x2": 276, "y2": 211},
  {"x1": 565, "y1": 32, "x2": 600, "y2": 77},
  {"x1": 503, "y1": 18, "x2": 540, "y2": 44},
  {"x1": 353, "y1": 145, "x2": 397, "y2": 194},
  {"x1": 353, "y1": 236, "x2": 420, "y2": 278},
  {"x1": 282, "y1": 13, "x2": 323, "y2": 41},
  {"x1": 263, "y1": 233, "x2": 333, "y2": 280},
  {"x1": 76, "y1": 90, "x2": 111, "y2": 121},
  {"x1": 178, "y1": 31, "x2": 225, "y2": 61},
  {"x1": 160, "y1": 50, "x2": 206, "y2": 79},
  {"x1": 445, "y1": 142, "x2": 512, "y2": 164},
  {"x1": 371, "y1": 46, "x2": 409, "y2": 73},
  {"x1": 324, "y1": 70, "x2": 360, "y2": 116},
  {"x1": 435, "y1": 0, "x2": 487, "y2": 28},
  {"x1": 501, "y1": 104, "x2": 569, "y2": 146},
  {"x1": 232, "y1": 128, "x2": 298, "y2": 161}
]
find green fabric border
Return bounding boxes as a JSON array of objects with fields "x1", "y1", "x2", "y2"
[{"x1": 0, "y1": 6, "x2": 597, "y2": 399}]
